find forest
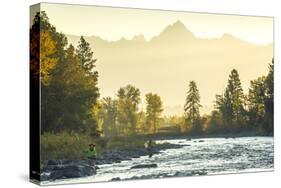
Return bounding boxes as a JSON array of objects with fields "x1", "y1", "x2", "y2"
[{"x1": 30, "y1": 12, "x2": 274, "y2": 161}]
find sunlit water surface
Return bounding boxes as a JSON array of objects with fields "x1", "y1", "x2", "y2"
[{"x1": 42, "y1": 137, "x2": 273, "y2": 185}]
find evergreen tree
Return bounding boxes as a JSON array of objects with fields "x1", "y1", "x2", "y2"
[
  {"x1": 227, "y1": 69, "x2": 245, "y2": 125},
  {"x1": 215, "y1": 90, "x2": 233, "y2": 132},
  {"x1": 76, "y1": 36, "x2": 98, "y2": 78},
  {"x1": 247, "y1": 76, "x2": 267, "y2": 130},
  {"x1": 264, "y1": 59, "x2": 274, "y2": 134},
  {"x1": 184, "y1": 81, "x2": 202, "y2": 133},
  {"x1": 214, "y1": 69, "x2": 245, "y2": 132}
]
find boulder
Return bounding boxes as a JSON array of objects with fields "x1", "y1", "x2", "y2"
[
  {"x1": 111, "y1": 177, "x2": 121, "y2": 181},
  {"x1": 47, "y1": 160, "x2": 59, "y2": 166},
  {"x1": 42, "y1": 160, "x2": 97, "y2": 181},
  {"x1": 49, "y1": 164, "x2": 96, "y2": 180}
]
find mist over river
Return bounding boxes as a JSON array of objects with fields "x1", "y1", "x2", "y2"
[{"x1": 42, "y1": 137, "x2": 273, "y2": 185}]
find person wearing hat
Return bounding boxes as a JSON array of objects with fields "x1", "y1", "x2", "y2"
[{"x1": 85, "y1": 144, "x2": 97, "y2": 164}]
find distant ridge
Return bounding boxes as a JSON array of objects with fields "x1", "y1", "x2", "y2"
[
  {"x1": 66, "y1": 20, "x2": 273, "y2": 115},
  {"x1": 67, "y1": 20, "x2": 267, "y2": 46}
]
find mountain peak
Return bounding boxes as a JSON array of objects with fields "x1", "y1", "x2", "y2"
[
  {"x1": 172, "y1": 20, "x2": 186, "y2": 29},
  {"x1": 156, "y1": 20, "x2": 195, "y2": 41},
  {"x1": 164, "y1": 20, "x2": 188, "y2": 33}
]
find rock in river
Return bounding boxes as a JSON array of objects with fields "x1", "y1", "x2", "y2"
[
  {"x1": 41, "y1": 160, "x2": 97, "y2": 181},
  {"x1": 131, "y1": 164, "x2": 157, "y2": 169}
]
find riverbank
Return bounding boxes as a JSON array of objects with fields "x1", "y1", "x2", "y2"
[
  {"x1": 40, "y1": 136, "x2": 273, "y2": 184},
  {"x1": 41, "y1": 131, "x2": 272, "y2": 163},
  {"x1": 41, "y1": 142, "x2": 186, "y2": 181},
  {"x1": 143, "y1": 131, "x2": 273, "y2": 141}
]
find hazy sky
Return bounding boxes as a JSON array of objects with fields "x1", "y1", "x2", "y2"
[
  {"x1": 36, "y1": 3, "x2": 274, "y2": 45},
  {"x1": 31, "y1": 3, "x2": 273, "y2": 116}
]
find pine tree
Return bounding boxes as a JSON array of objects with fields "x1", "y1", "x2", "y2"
[
  {"x1": 227, "y1": 69, "x2": 244, "y2": 123},
  {"x1": 264, "y1": 59, "x2": 274, "y2": 134},
  {"x1": 215, "y1": 69, "x2": 245, "y2": 132},
  {"x1": 76, "y1": 36, "x2": 98, "y2": 77},
  {"x1": 215, "y1": 89, "x2": 233, "y2": 132},
  {"x1": 247, "y1": 76, "x2": 267, "y2": 130},
  {"x1": 184, "y1": 81, "x2": 202, "y2": 132}
]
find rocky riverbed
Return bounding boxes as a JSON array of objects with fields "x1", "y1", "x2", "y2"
[
  {"x1": 41, "y1": 137, "x2": 273, "y2": 185},
  {"x1": 96, "y1": 142, "x2": 186, "y2": 165},
  {"x1": 41, "y1": 142, "x2": 185, "y2": 181}
]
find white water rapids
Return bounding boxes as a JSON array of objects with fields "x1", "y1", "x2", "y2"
[{"x1": 42, "y1": 137, "x2": 273, "y2": 185}]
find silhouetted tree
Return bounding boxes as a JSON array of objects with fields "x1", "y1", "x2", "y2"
[
  {"x1": 76, "y1": 36, "x2": 97, "y2": 75},
  {"x1": 247, "y1": 76, "x2": 267, "y2": 130},
  {"x1": 184, "y1": 81, "x2": 202, "y2": 134},
  {"x1": 227, "y1": 69, "x2": 245, "y2": 126},
  {"x1": 145, "y1": 93, "x2": 163, "y2": 133},
  {"x1": 264, "y1": 59, "x2": 274, "y2": 134},
  {"x1": 117, "y1": 85, "x2": 141, "y2": 134}
]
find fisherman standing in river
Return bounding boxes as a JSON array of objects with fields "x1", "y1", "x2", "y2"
[
  {"x1": 145, "y1": 139, "x2": 154, "y2": 158},
  {"x1": 85, "y1": 143, "x2": 97, "y2": 165}
]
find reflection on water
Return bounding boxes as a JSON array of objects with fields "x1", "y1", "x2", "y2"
[{"x1": 42, "y1": 137, "x2": 273, "y2": 185}]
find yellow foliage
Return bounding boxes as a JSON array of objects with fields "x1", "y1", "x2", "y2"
[
  {"x1": 39, "y1": 31, "x2": 57, "y2": 85},
  {"x1": 30, "y1": 30, "x2": 58, "y2": 85}
]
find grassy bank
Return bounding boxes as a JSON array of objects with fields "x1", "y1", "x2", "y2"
[{"x1": 40, "y1": 132, "x2": 148, "y2": 162}]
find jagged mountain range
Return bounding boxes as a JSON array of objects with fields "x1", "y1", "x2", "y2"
[{"x1": 67, "y1": 20, "x2": 273, "y2": 116}]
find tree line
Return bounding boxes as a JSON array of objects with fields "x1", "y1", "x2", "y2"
[
  {"x1": 183, "y1": 61, "x2": 274, "y2": 136},
  {"x1": 31, "y1": 11, "x2": 273, "y2": 137},
  {"x1": 95, "y1": 85, "x2": 164, "y2": 137},
  {"x1": 30, "y1": 12, "x2": 164, "y2": 136}
]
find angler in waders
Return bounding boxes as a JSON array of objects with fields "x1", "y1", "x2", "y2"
[
  {"x1": 145, "y1": 139, "x2": 153, "y2": 158},
  {"x1": 85, "y1": 143, "x2": 97, "y2": 165}
]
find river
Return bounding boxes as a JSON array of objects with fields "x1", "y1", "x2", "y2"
[{"x1": 42, "y1": 136, "x2": 273, "y2": 185}]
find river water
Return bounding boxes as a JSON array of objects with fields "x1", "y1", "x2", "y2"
[{"x1": 43, "y1": 137, "x2": 273, "y2": 185}]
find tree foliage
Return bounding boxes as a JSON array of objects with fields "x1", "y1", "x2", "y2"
[
  {"x1": 30, "y1": 11, "x2": 58, "y2": 85},
  {"x1": 209, "y1": 65, "x2": 274, "y2": 135},
  {"x1": 214, "y1": 69, "x2": 245, "y2": 132},
  {"x1": 184, "y1": 81, "x2": 202, "y2": 133},
  {"x1": 31, "y1": 12, "x2": 100, "y2": 133},
  {"x1": 101, "y1": 97, "x2": 118, "y2": 136},
  {"x1": 116, "y1": 85, "x2": 141, "y2": 134},
  {"x1": 145, "y1": 93, "x2": 163, "y2": 133},
  {"x1": 247, "y1": 76, "x2": 267, "y2": 130},
  {"x1": 264, "y1": 59, "x2": 274, "y2": 134}
]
